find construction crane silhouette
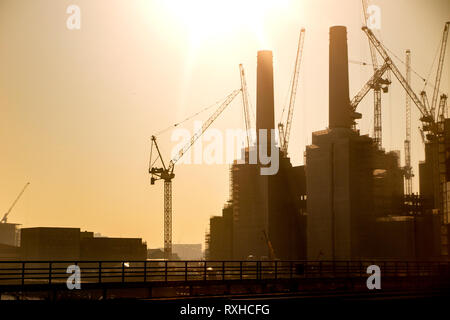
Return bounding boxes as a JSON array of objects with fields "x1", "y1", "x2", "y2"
[
  {"x1": 149, "y1": 89, "x2": 241, "y2": 259},
  {"x1": 404, "y1": 50, "x2": 413, "y2": 195},
  {"x1": 239, "y1": 64, "x2": 255, "y2": 150},
  {"x1": 1, "y1": 182, "x2": 30, "y2": 224},
  {"x1": 430, "y1": 22, "x2": 450, "y2": 120},
  {"x1": 361, "y1": 0, "x2": 391, "y2": 149},
  {"x1": 362, "y1": 23, "x2": 450, "y2": 255},
  {"x1": 278, "y1": 28, "x2": 305, "y2": 157}
]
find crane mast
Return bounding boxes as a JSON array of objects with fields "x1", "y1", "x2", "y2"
[
  {"x1": 438, "y1": 94, "x2": 448, "y2": 121},
  {"x1": 279, "y1": 28, "x2": 305, "y2": 157},
  {"x1": 362, "y1": 0, "x2": 390, "y2": 149},
  {"x1": 430, "y1": 22, "x2": 450, "y2": 120},
  {"x1": 350, "y1": 62, "x2": 389, "y2": 111},
  {"x1": 149, "y1": 89, "x2": 241, "y2": 258},
  {"x1": 239, "y1": 64, "x2": 254, "y2": 149},
  {"x1": 404, "y1": 50, "x2": 413, "y2": 195}
]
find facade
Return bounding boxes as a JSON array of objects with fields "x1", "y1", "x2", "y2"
[
  {"x1": 0, "y1": 223, "x2": 21, "y2": 247},
  {"x1": 21, "y1": 227, "x2": 81, "y2": 260},
  {"x1": 0, "y1": 243, "x2": 20, "y2": 260},
  {"x1": 80, "y1": 237, "x2": 147, "y2": 261},
  {"x1": 208, "y1": 26, "x2": 443, "y2": 262},
  {"x1": 208, "y1": 204, "x2": 233, "y2": 260},
  {"x1": 306, "y1": 26, "x2": 419, "y2": 260},
  {"x1": 172, "y1": 243, "x2": 203, "y2": 260},
  {"x1": 20, "y1": 227, "x2": 147, "y2": 261},
  {"x1": 204, "y1": 42, "x2": 304, "y2": 261}
]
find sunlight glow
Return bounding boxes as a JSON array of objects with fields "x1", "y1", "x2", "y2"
[{"x1": 161, "y1": 0, "x2": 291, "y2": 48}]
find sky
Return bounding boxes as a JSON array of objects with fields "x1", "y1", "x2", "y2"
[{"x1": 0, "y1": 0, "x2": 449, "y2": 249}]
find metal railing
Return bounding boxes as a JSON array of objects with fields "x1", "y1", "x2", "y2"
[{"x1": 0, "y1": 260, "x2": 448, "y2": 287}]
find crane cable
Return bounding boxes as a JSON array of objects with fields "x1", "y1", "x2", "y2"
[
  {"x1": 153, "y1": 93, "x2": 234, "y2": 137},
  {"x1": 422, "y1": 40, "x2": 442, "y2": 91},
  {"x1": 380, "y1": 39, "x2": 449, "y2": 99}
]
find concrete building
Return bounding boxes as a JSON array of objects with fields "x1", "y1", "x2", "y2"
[
  {"x1": 80, "y1": 237, "x2": 147, "y2": 261},
  {"x1": 0, "y1": 223, "x2": 21, "y2": 247},
  {"x1": 172, "y1": 243, "x2": 203, "y2": 260},
  {"x1": 418, "y1": 121, "x2": 450, "y2": 258},
  {"x1": 21, "y1": 227, "x2": 81, "y2": 260},
  {"x1": 208, "y1": 50, "x2": 307, "y2": 261},
  {"x1": 306, "y1": 26, "x2": 411, "y2": 260},
  {"x1": 208, "y1": 25, "x2": 443, "y2": 262},
  {"x1": 20, "y1": 227, "x2": 147, "y2": 261},
  {"x1": 208, "y1": 204, "x2": 233, "y2": 260},
  {"x1": 0, "y1": 244, "x2": 20, "y2": 260}
]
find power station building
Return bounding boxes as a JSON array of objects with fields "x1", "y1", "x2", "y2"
[
  {"x1": 207, "y1": 51, "x2": 307, "y2": 261},
  {"x1": 207, "y1": 25, "x2": 444, "y2": 262}
]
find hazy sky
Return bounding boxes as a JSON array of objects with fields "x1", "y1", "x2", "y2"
[{"x1": 0, "y1": 0, "x2": 449, "y2": 248}]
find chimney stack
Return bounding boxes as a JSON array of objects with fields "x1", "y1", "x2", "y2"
[
  {"x1": 256, "y1": 50, "x2": 275, "y2": 157},
  {"x1": 329, "y1": 26, "x2": 351, "y2": 128}
]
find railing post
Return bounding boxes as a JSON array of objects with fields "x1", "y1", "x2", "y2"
[
  {"x1": 185, "y1": 261, "x2": 188, "y2": 282},
  {"x1": 274, "y1": 261, "x2": 278, "y2": 280},
  {"x1": 319, "y1": 261, "x2": 322, "y2": 278},
  {"x1": 222, "y1": 261, "x2": 225, "y2": 281},
  {"x1": 144, "y1": 261, "x2": 147, "y2": 282},
  {"x1": 122, "y1": 262, "x2": 125, "y2": 283},
  {"x1": 48, "y1": 262, "x2": 52, "y2": 285},
  {"x1": 240, "y1": 261, "x2": 243, "y2": 281},
  {"x1": 21, "y1": 262, "x2": 25, "y2": 286},
  {"x1": 346, "y1": 261, "x2": 350, "y2": 278},
  {"x1": 333, "y1": 260, "x2": 336, "y2": 278},
  {"x1": 98, "y1": 262, "x2": 102, "y2": 283},
  {"x1": 164, "y1": 261, "x2": 168, "y2": 282},
  {"x1": 204, "y1": 261, "x2": 207, "y2": 281}
]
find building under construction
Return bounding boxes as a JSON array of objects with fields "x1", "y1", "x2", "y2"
[{"x1": 207, "y1": 25, "x2": 448, "y2": 261}]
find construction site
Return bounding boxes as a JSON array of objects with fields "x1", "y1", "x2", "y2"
[
  {"x1": 1, "y1": 1, "x2": 450, "y2": 309},
  {"x1": 148, "y1": 17, "x2": 450, "y2": 262}
]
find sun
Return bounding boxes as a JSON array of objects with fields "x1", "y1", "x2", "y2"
[{"x1": 160, "y1": 0, "x2": 291, "y2": 48}]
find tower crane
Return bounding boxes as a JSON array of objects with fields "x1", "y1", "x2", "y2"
[
  {"x1": 404, "y1": 50, "x2": 413, "y2": 195},
  {"x1": 438, "y1": 94, "x2": 448, "y2": 121},
  {"x1": 278, "y1": 28, "x2": 305, "y2": 157},
  {"x1": 430, "y1": 22, "x2": 450, "y2": 120},
  {"x1": 362, "y1": 0, "x2": 391, "y2": 149},
  {"x1": 149, "y1": 90, "x2": 241, "y2": 258},
  {"x1": 1, "y1": 182, "x2": 30, "y2": 224},
  {"x1": 239, "y1": 64, "x2": 255, "y2": 149},
  {"x1": 362, "y1": 27, "x2": 431, "y2": 127},
  {"x1": 363, "y1": 24, "x2": 450, "y2": 256},
  {"x1": 350, "y1": 61, "x2": 389, "y2": 112}
]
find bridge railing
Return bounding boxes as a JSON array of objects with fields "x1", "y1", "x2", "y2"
[{"x1": 0, "y1": 260, "x2": 448, "y2": 287}]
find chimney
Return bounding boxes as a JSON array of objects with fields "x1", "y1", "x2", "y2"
[
  {"x1": 329, "y1": 26, "x2": 351, "y2": 128},
  {"x1": 256, "y1": 50, "x2": 275, "y2": 158}
]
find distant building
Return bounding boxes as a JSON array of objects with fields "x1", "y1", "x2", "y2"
[
  {"x1": 172, "y1": 243, "x2": 202, "y2": 260},
  {"x1": 0, "y1": 243, "x2": 20, "y2": 261},
  {"x1": 148, "y1": 248, "x2": 165, "y2": 259},
  {"x1": 0, "y1": 223, "x2": 21, "y2": 247},
  {"x1": 81, "y1": 237, "x2": 147, "y2": 261},
  {"x1": 21, "y1": 227, "x2": 81, "y2": 260},
  {"x1": 20, "y1": 227, "x2": 147, "y2": 261},
  {"x1": 208, "y1": 204, "x2": 233, "y2": 260}
]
